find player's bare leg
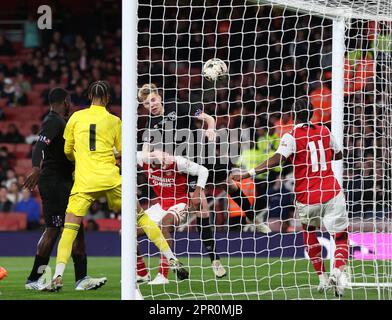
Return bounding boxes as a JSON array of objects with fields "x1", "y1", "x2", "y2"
[{"x1": 226, "y1": 176, "x2": 271, "y2": 233}]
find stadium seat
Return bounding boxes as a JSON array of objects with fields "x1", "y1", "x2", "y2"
[
  {"x1": 0, "y1": 143, "x2": 17, "y2": 153},
  {"x1": 32, "y1": 84, "x2": 51, "y2": 93},
  {"x1": 0, "y1": 212, "x2": 27, "y2": 231},
  {"x1": 27, "y1": 91, "x2": 44, "y2": 106},
  {"x1": 0, "y1": 98, "x2": 7, "y2": 108},
  {"x1": 15, "y1": 144, "x2": 31, "y2": 158}
]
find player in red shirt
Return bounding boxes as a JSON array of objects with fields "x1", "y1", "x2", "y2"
[
  {"x1": 136, "y1": 150, "x2": 219, "y2": 284},
  {"x1": 232, "y1": 99, "x2": 349, "y2": 297}
]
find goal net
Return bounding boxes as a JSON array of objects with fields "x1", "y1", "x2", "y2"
[{"x1": 135, "y1": 0, "x2": 392, "y2": 300}]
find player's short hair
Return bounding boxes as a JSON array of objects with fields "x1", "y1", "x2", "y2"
[
  {"x1": 87, "y1": 80, "x2": 111, "y2": 102},
  {"x1": 293, "y1": 98, "x2": 313, "y2": 123},
  {"x1": 138, "y1": 83, "x2": 158, "y2": 102},
  {"x1": 48, "y1": 87, "x2": 68, "y2": 106}
]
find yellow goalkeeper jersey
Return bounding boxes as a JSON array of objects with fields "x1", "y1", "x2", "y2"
[{"x1": 64, "y1": 104, "x2": 122, "y2": 193}]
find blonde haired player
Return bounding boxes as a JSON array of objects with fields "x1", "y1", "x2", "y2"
[
  {"x1": 136, "y1": 150, "x2": 209, "y2": 284},
  {"x1": 50, "y1": 80, "x2": 188, "y2": 291}
]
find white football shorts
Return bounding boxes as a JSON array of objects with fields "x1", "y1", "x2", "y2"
[{"x1": 145, "y1": 202, "x2": 187, "y2": 226}]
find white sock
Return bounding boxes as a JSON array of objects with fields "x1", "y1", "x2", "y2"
[
  {"x1": 54, "y1": 263, "x2": 66, "y2": 279},
  {"x1": 162, "y1": 249, "x2": 176, "y2": 261}
]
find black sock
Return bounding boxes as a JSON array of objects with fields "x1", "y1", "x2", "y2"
[
  {"x1": 196, "y1": 217, "x2": 219, "y2": 262},
  {"x1": 229, "y1": 188, "x2": 255, "y2": 222},
  {"x1": 28, "y1": 255, "x2": 50, "y2": 282},
  {"x1": 72, "y1": 254, "x2": 87, "y2": 282}
]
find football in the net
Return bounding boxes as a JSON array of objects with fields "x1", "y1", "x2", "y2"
[{"x1": 202, "y1": 58, "x2": 228, "y2": 82}]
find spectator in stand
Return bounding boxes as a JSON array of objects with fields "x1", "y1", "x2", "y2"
[
  {"x1": 3, "y1": 123, "x2": 25, "y2": 143},
  {"x1": 0, "y1": 71, "x2": 5, "y2": 94},
  {"x1": 111, "y1": 83, "x2": 121, "y2": 105},
  {"x1": 15, "y1": 189, "x2": 41, "y2": 230},
  {"x1": 0, "y1": 146, "x2": 12, "y2": 171},
  {"x1": 32, "y1": 65, "x2": 49, "y2": 84},
  {"x1": 2, "y1": 169, "x2": 17, "y2": 189},
  {"x1": 0, "y1": 32, "x2": 14, "y2": 55},
  {"x1": 0, "y1": 186, "x2": 13, "y2": 212},
  {"x1": 71, "y1": 85, "x2": 89, "y2": 107},
  {"x1": 25, "y1": 124, "x2": 40, "y2": 145},
  {"x1": 1, "y1": 78, "x2": 16, "y2": 107},
  {"x1": 42, "y1": 79, "x2": 58, "y2": 106},
  {"x1": 310, "y1": 78, "x2": 332, "y2": 126},
  {"x1": 7, "y1": 181, "x2": 22, "y2": 204},
  {"x1": 16, "y1": 72, "x2": 32, "y2": 94}
]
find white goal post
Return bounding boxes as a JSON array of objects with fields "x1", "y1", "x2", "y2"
[{"x1": 124, "y1": 0, "x2": 392, "y2": 300}]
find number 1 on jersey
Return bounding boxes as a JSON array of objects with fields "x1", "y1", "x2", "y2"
[
  {"x1": 308, "y1": 140, "x2": 327, "y2": 172},
  {"x1": 90, "y1": 124, "x2": 96, "y2": 151}
]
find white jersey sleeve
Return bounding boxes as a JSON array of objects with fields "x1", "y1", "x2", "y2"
[
  {"x1": 276, "y1": 133, "x2": 296, "y2": 158},
  {"x1": 175, "y1": 156, "x2": 209, "y2": 188}
]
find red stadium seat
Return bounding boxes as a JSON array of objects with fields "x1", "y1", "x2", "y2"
[
  {"x1": 0, "y1": 143, "x2": 17, "y2": 153},
  {"x1": 0, "y1": 212, "x2": 27, "y2": 231},
  {"x1": 27, "y1": 91, "x2": 44, "y2": 106},
  {"x1": 0, "y1": 98, "x2": 7, "y2": 108},
  {"x1": 15, "y1": 144, "x2": 31, "y2": 158},
  {"x1": 32, "y1": 84, "x2": 51, "y2": 93}
]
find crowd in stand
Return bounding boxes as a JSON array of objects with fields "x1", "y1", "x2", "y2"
[{"x1": 0, "y1": 2, "x2": 121, "y2": 230}]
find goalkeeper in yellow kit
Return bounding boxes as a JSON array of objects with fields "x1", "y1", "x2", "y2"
[{"x1": 51, "y1": 80, "x2": 188, "y2": 291}]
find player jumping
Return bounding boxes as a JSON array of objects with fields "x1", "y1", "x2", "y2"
[{"x1": 232, "y1": 99, "x2": 349, "y2": 297}]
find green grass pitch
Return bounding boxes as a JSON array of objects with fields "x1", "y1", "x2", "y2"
[{"x1": 0, "y1": 257, "x2": 388, "y2": 300}]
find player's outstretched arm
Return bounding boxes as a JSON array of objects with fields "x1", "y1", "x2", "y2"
[
  {"x1": 231, "y1": 153, "x2": 286, "y2": 181},
  {"x1": 198, "y1": 112, "x2": 216, "y2": 141}
]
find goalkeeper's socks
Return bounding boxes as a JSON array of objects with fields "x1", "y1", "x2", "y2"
[
  {"x1": 228, "y1": 188, "x2": 255, "y2": 222},
  {"x1": 196, "y1": 217, "x2": 220, "y2": 262},
  {"x1": 72, "y1": 254, "x2": 87, "y2": 282},
  {"x1": 302, "y1": 225, "x2": 325, "y2": 275},
  {"x1": 27, "y1": 255, "x2": 50, "y2": 281},
  {"x1": 159, "y1": 256, "x2": 169, "y2": 278},
  {"x1": 137, "y1": 256, "x2": 148, "y2": 277},
  {"x1": 334, "y1": 229, "x2": 349, "y2": 269}
]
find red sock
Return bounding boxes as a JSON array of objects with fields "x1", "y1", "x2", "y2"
[
  {"x1": 334, "y1": 229, "x2": 349, "y2": 269},
  {"x1": 302, "y1": 225, "x2": 325, "y2": 275},
  {"x1": 159, "y1": 255, "x2": 169, "y2": 278},
  {"x1": 137, "y1": 256, "x2": 148, "y2": 277}
]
